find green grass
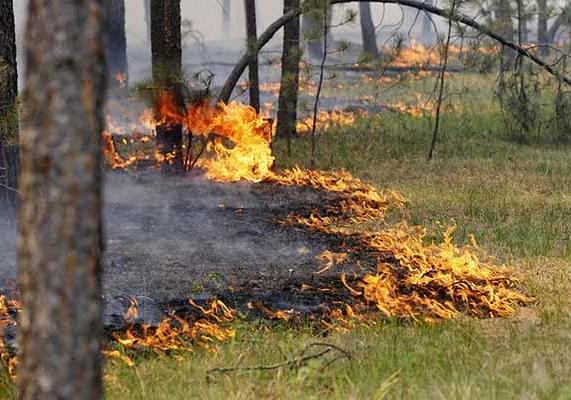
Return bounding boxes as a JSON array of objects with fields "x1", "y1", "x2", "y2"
[{"x1": 3, "y1": 73, "x2": 571, "y2": 399}]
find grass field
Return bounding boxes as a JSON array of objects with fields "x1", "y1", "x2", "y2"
[{"x1": 2, "y1": 73, "x2": 571, "y2": 399}]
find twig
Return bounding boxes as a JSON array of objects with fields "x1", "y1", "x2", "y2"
[
  {"x1": 206, "y1": 342, "x2": 351, "y2": 375},
  {"x1": 428, "y1": 0, "x2": 456, "y2": 161}
]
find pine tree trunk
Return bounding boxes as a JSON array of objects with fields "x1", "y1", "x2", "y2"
[
  {"x1": 496, "y1": 0, "x2": 515, "y2": 68},
  {"x1": 244, "y1": 0, "x2": 260, "y2": 113},
  {"x1": 359, "y1": 2, "x2": 379, "y2": 59},
  {"x1": 104, "y1": 0, "x2": 128, "y2": 94},
  {"x1": 277, "y1": 0, "x2": 300, "y2": 146},
  {"x1": 151, "y1": 0, "x2": 184, "y2": 175},
  {"x1": 18, "y1": 0, "x2": 106, "y2": 398},
  {"x1": 0, "y1": 0, "x2": 19, "y2": 216}
]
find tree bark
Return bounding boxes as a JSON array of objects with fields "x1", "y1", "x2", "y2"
[
  {"x1": 18, "y1": 0, "x2": 106, "y2": 398},
  {"x1": 244, "y1": 0, "x2": 260, "y2": 112},
  {"x1": 151, "y1": 0, "x2": 184, "y2": 174},
  {"x1": 277, "y1": 0, "x2": 301, "y2": 147},
  {"x1": 359, "y1": 2, "x2": 379, "y2": 59},
  {"x1": 0, "y1": 0, "x2": 19, "y2": 216},
  {"x1": 104, "y1": 0, "x2": 128, "y2": 94}
]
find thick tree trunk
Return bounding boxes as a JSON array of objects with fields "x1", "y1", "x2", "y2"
[
  {"x1": 18, "y1": 0, "x2": 106, "y2": 398},
  {"x1": 359, "y1": 2, "x2": 379, "y2": 59},
  {"x1": 277, "y1": 0, "x2": 301, "y2": 146},
  {"x1": 0, "y1": 0, "x2": 19, "y2": 216},
  {"x1": 151, "y1": 0, "x2": 184, "y2": 174},
  {"x1": 244, "y1": 0, "x2": 260, "y2": 112},
  {"x1": 104, "y1": 0, "x2": 128, "y2": 94}
]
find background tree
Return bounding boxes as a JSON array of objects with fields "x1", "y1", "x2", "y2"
[
  {"x1": 244, "y1": 0, "x2": 260, "y2": 112},
  {"x1": 302, "y1": 0, "x2": 331, "y2": 59},
  {"x1": 359, "y1": 2, "x2": 380, "y2": 59},
  {"x1": 0, "y1": 0, "x2": 19, "y2": 215},
  {"x1": 223, "y1": 0, "x2": 231, "y2": 38},
  {"x1": 104, "y1": 0, "x2": 128, "y2": 94},
  {"x1": 537, "y1": 0, "x2": 548, "y2": 55},
  {"x1": 18, "y1": 0, "x2": 106, "y2": 398},
  {"x1": 277, "y1": 0, "x2": 301, "y2": 153},
  {"x1": 151, "y1": 0, "x2": 184, "y2": 174}
]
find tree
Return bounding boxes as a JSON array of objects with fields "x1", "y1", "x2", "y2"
[
  {"x1": 244, "y1": 0, "x2": 260, "y2": 112},
  {"x1": 223, "y1": 0, "x2": 231, "y2": 38},
  {"x1": 537, "y1": 0, "x2": 548, "y2": 55},
  {"x1": 18, "y1": 0, "x2": 106, "y2": 398},
  {"x1": 302, "y1": 0, "x2": 332, "y2": 59},
  {"x1": 0, "y1": 0, "x2": 19, "y2": 214},
  {"x1": 359, "y1": 2, "x2": 379, "y2": 59},
  {"x1": 104, "y1": 0, "x2": 128, "y2": 94},
  {"x1": 151, "y1": 0, "x2": 184, "y2": 174},
  {"x1": 218, "y1": 0, "x2": 571, "y2": 104},
  {"x1": 277, "y1": 0, "x2": 301, "y2": 151}
]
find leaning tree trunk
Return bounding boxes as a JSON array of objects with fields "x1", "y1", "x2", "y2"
[
  {"x1": 18, "y1": 0, "x2": 106, "y2": 398},
  {"x1": 151, "y1": 0, "x2": 184, "y2": 175},
  {"x1": 277, "y1": 0, "x2": 301, "y2": 151},
  {"x1": 104, "y1": 0, "x2": 128, "y2": 94},
  {"x1": 0, "y1": 0, "x2": 19, "y2": 216},
  {"x1": 359, "y1": 2, "x2": 379, "y2": 59},
  {"x1": 244, "y1": 0, "x2": 260, "y2": 112}
]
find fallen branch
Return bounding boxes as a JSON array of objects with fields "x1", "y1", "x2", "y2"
[
  {"x1": 217, "y1": 0, "x2": 571, "y2": 103},
  {"x1": 206, "y1": 342, "x2": 351, "y2": 374}
]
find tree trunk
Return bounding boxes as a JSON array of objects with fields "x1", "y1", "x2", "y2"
[
  {"x1": 0, "y1": 0, "x2": 19, "y2": 216},
  {"x1": 18, "y1": 0, "x2": 106, "y2": 398},
  {"x1": 244, "y1": 0, "x2": 260, "y2": 112},
  {"x1": 277, "y1": 0, "x2": 301, "y2": 148},
  {"x1": 359, "y1": 2, "x2": 379, "y2": 59},
  {"x1": 537, "y1": 0, "x2": 548, "y2": 55},
  {"x1": 495, "y1": 0, "x2": 515, "y2": 68},
  {"x1": 223, "y1": 0, "x2": 231, "y2": 38},
  {"x1": 104, "y1": 0, "x2": 128, "y2": 94},
  {"x1": 151, "y1": 0, "x2": 184, "y2": 175}
]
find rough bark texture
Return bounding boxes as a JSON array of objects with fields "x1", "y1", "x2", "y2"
[
  {"x1": 0, "y1": 0, "x2": 19, "y2": 213},
  {"x1": 277, "y1": 0, "x2": 301, "y2": 142},
  {"x1": 245, "y1": 0, "x2": 260, "y2": 112},
  {"x1": 151, "y1": 0, "x2": 184, "y2": 174},
  {"x1": 18, "y1": 0, "x2": 106, "y2": 398},
  {"x1": 104, "y1": 0, "x2": 128, "y2": 93},
  {"x1": 359, "y1": 2, "x2": 379, "y2": 59}
]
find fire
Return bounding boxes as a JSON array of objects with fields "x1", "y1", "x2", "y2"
[
  {"x1": 113, "y1": 299, "x2": 236, "y2": 355},
  {"x1": 0, "y1": 296, "x2": 19, "y2": 379}
]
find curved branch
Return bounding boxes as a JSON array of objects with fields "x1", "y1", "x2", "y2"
[{"x1": 217, "y1": 0, "x2": 571, "y2": 103}]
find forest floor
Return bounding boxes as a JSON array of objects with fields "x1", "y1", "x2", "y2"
[{"x1": 3, "y1": 72, "x2": 571, "y2": 399}]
